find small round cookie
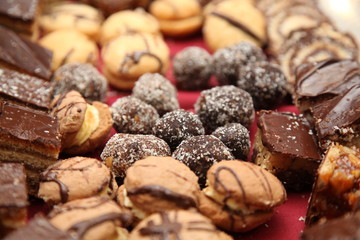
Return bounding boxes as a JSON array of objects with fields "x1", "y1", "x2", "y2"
[
  {"x1": 111, "y1": 96, "x2": 159, "y2": 134},
  {"x1": 123, "y1": 156, "x2": 200, "y2": 219},
  {"x1": 149, "y1": 0, "x2": 203, "y2": 37},
  {"x1": 194, "y1": 85, "x2": 255, "y2": 133},
  {"x1": 87, "y1": 0, "x2": 153, "y2": 17},
  {"x1": 172, "y1": 135, "x2": 234, "y2": 187},
  {"x1": 173, "y1": 46, "x2": 213, "y2": 90},
  {"x1": 48, "y1": 196, "x2": 132, "y2": 240},
  {"x1": 236, "y1": 61, "x2": 288, "y2": 109},
  {"x1": 203, "y1": 0, "x2": 267, "y2": 51},
  {"x1": 100, "y1": 133, "x2": 171, "y2": 178},
  {"x1": 153, "y1": 109, "x2": 205, "y2": 151},
  {"x1": 129, "y1": 210, "x2": 233, "y2": 240},
  {"x1": 199, "y1": 160, "x2": 287, "y2": 232},
  {"x1": 132, "y1": 73, "x2": 179, "y2": 116},
  {"x1": 102, "y1": 32, "x2": 170, "y2": 91},
  {"x1": 38, "y1": 157, "x2": 115, "y2": 204},
  {"x1": 213, "y1": 41, "x2": 267, "y2": 86},
  {"x1": 39, "y1": 29, "x2": 98, "y2": 71},
  {"x1": 211, "y1": 123, "x2": 250, "y2": 160},
  {"x1": 51, "y1": 91, "x2": 113, "y2": 155},
  {"x1": 39, "y1": 2, "x2": 104, "y2": 40},
  {"x1": 52, "y1": 63, "x2": 108, "y2": 102},
  {"x1": 99, "y1": 9, "x2": 160, "y2": 45}
]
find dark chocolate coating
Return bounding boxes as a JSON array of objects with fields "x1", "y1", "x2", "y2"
[
  {"x1": 0, "y1": 0, "x2": 38, "y2": 21},
  {"x1": 153, "y1": 109, "x2": 205, "y2": 151},
  {"x1": 213, "y1": 41, "x2": 266, "y2": 86},
  {"x1": 86, "y1": 0, "x2": 153, "y2": 16},
  {"x1": 236, "y1": 61, "x2": 288, "y2": 109},
  {"x1": 172, "y1": 135, "x2": 234, "y2": 187},
  {"x1": 211, "y1": 123, "x2": 250, "y2": 160},
  {"x1": 173, "y1": 47, "x2": 212, "y2": 90}
]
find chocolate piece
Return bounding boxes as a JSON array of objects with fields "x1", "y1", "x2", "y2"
[
  {"x1": 0, "y1": 67, "x2": 53, "y2": 110},
  {"x1": 0, "y1": 25, "x2": 52, "y2": 80},
  {"x1": 254, "y1": 111, "x2": 321, "y2": 191},
  {"x1": 3, "y1": 214, "x2": 73, "y2": 240}
]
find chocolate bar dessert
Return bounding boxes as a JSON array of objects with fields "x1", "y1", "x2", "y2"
[
  {"x1": 253, "y1": 111, "x2": 322, "y2": 191},
  {"x1": 0, "y1": 101, "x2": 61, "y2": 195},
  {"x1": 0, "y1": 67, "x2": 54, "y2": 111},
  {"x1": 0, "y1": 163, "x2": 28, "y2": 237},
  {"x1": 0, "y1": 25, "x2": 52, "y2": 80},
  {"x1": 0, "y1": 0, "x2": 40, "y2": 40},
  {"x1": 306, "y1": 144, "x2": 360, "y2": 226}
]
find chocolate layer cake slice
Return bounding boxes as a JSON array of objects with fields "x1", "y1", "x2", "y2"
[
  {"x1": 0, "y1": 101, "x2": 61, "y2": 195},
  {"x1": 0, "y1": 67, "x2": 54, "y2": 111},
  {"x1": 0, "y1": 163, "x2": 28, "y2": 238},
  {"x1": 253, "y1": 110, "x2": 321, "y2": 191},
  {"x1": 0, "y1": 0, "x2": 40, "y2": 40},
  {"x1": 306, "y1": 144, "x2": 360, "y2": 226},
  {"x1": 0, "y1": 25, "x2": 52, "y2": 80}
]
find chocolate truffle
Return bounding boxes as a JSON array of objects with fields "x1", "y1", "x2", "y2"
[
  {"x1": 153, "y1": 109, "x2": 205, "y2": 151},
  {"x1": 111, "y1": 96, "x2": 159, "y2": 135},
  {"x1": 132, "y1": 73, "x2": 179, "y2": 116},
  {"x1": 53, "y1": 63, "x2": 108, "y2": 102},
  {"x1": 172, "y1": 135, "x2": 234, "y2": 187},
  {"x1": 236, "y1": 61, "x2": 288, "y2": 109},
  {"x1": 173, "y1": 47, "x2": 212, "y2": 90},
  {"x1": 211, "y1": 123, "x2": 250, "y2": 160},
  {"x1": 194, "y1": 85, "x2": 254, "y2": 133},
  {"x1": 213, "y1": 41, "x2": 266, "y2": 86},
  {"x1": 100, "y1": 133, "x2": 171, "y2": 178}
]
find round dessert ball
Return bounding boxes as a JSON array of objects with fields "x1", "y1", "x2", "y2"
[
  {"x1": 52, "y1": 63, "x2": 108, "y2": 102},
  {"x1": 173, "y1": 47, "x2": 212, "y2": 90},
  {"x1": 194, "y1": 85, "x2": 254, "y2": 133},
  {"x1": 172, "y1": 135, "x2": 234, "y2": 187},
  {"x1": 213, "y1": 41, "x2": 266, "y2": 86},
  {"x1": 132, "y1": 73, "x2": 179, "y2": 116},
  {"x1": 100, "y1": 133, "x2": 171, "y2": 178},
  {"x1": 211, "y1": 123, "x2": 250, "y2": 160},
  {"x1": 111, "y1": 96, "x2": 159, "y2": 134},
  {"x1": 153, "y1": 109, "x2": 205, "y2": 151},
  {"x1": 236, "y1": 61, "x2": 288, "y2": 109}
]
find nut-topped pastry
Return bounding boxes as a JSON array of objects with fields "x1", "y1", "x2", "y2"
[
  {"x1": 38, "y1": 157, "x2": 116, "y2": 204},
  {"x1": 199, "y1": 160, "x2": 287, "y2": 232}
]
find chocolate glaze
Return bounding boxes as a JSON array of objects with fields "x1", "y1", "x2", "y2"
[
  {"x1": 0, "y1": 25, "x2": 52, "y2": 80},
  {"x1": 257, "y1": 111, "x2": 321, "y2": 160},
  {"x1": 0, "y1": 0, "x2": 38, "y2": 22},
  {"x1": 0, "y1": 101, "x2": 61, "y2": 147},
  {"x1": 119, "y1": 51, "x2": 163, "y2": 74},
  {"x1": 127, "y1": 184, "x2": 197, "y2": 209},
  {"x1": 312, "y1": 85, "x2": 360, "y2": 138},
  {"x1": 0, "y1": 67, "x2": 53, "y2": 110}
]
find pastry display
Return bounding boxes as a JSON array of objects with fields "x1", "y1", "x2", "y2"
[
  {"x1": 149, "y1": 0, "x2": 203, "y2": 37},
  {"x1": 0, "y1": 163, "x2": 28, "y2": 237},
  {"x1": 100, "y1": 133, "x2": 171, "y2": 178},
  {"x1": 111, "y1": 96, "x2": 159, "y2": 134},
  {"x1": 102, "y1": 32, "x2": 169, "y2": 90},
  {"x1": 39, "y1": 29, "x2": 98, "y2": 71},
  {"x1": 253, "y1": 111, "x2": 321, "y2": 191},
  {"x1": 0, "y1": 25, "x2": 52, "y2": 80},
  {"x1": 172, "y1": 135, "x2": 234, "y2": 186},
  {"x1": 199, "y1": 160, "x2": 287, "y2": 232},
  {"x1": 211, "y1": 123, "x2": 250, "y2": 160},
  {"x1": 52, "y1": 63, "x2": 108, "y2": 102},
  {"x1": 51, "y1": 91, "x2": 112, "y2": 155},
  {"x1": 153, "y1": 109, "x2": 205, "y2": 151},
  {"x1": 306, "y1": 144, "x2": 360, "y2": 226},
  {"x1": 0, "y1": 101, "x2": 61, "y2": 195},
  {"x1": 38, "y1": 157, "x2": 116, "y2": 204},
  {"x1": 99, "y1": 9, "x2": 159, "y2": 45},
  {"x1": 39, "y1": 2, "x2": 104, "y2": 40},
  {"x1": 173, "y1": 46, "x2": 213, "y2": 90},
  {"x1": 132, "y1": 73, "x2": 179, "y2": 116},
  {"x1": 123, "y1": 156, "x2": 200, "y2": 219},
  {"x1": 195, "y1": 85, "x2": 254, "y2": 133}
]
